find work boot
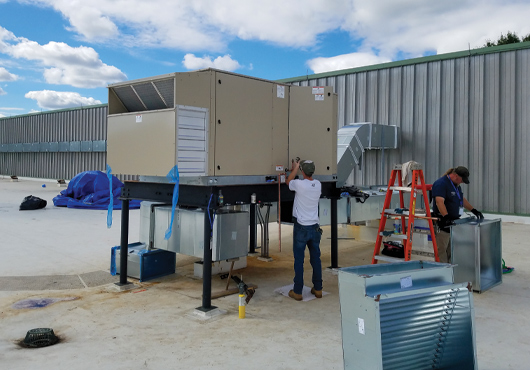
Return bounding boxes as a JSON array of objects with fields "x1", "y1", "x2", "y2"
[
  {"x1": 311, "y1": 287, "x2": 322, "y2": 298},
  {"x1": 288, "y1": 290, "x2": 303, "y2": 301}
]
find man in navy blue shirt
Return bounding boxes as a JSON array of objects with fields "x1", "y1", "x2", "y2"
[{"x1": 431, "y1": 166, "x2": 484, "y2": 263}]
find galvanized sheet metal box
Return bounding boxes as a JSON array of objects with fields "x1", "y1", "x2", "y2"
[{"x1": 451, "y1": 218, "x2": 502, "y2": 293}]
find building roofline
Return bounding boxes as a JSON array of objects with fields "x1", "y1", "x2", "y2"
[
  {"x1": 276, "y1": 41, "x2": 530, "y2": 83},
  {"x1": 0, "y1": 104, "x2": 108, "y2": 121}
]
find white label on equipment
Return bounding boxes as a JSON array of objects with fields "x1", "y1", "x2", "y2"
[
  {"x1": 136, "y1": 115, "x2": 142, "y2": 123},
  {"x1": 276, "y1": 165, "x2": 283, "y2": 171},
  {"x1": 232, "y1": 232, "x2": 237, "y2": 240},
  {"x1": 358, "y1": 318, "x2": 365, "y2": 335},
  {"x1": 312, "y1": 86, "x2": 324, "y2": 94},
  {"x1": 315, "y1": 94, "x2": 324, "y2": 101},
  {"x1": 400, "y1": 276, "x2": 412, "y2": 289},
  {"x1": 277, "y1": 85, "x2": 285, "y2": 98}
]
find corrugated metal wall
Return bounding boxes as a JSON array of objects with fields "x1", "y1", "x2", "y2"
[
  {"x1": 288, "y1": 47, "x2": 530, "y2": 215},
  {"x1": 0, "y1": 106, "x2": 108, "y2": 180},
  {"x1": 2, "y1": 44, "x2": 529, "y2": 214}
]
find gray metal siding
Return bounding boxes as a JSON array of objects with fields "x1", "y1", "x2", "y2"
[
  {"x1": 289, "y1": 47, "x2": 530, "y2": 214},
  {"x1": 0, "y1": 106, "x2": 109, "y2": 180}
]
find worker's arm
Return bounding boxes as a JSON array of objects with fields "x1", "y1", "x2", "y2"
[
  {"x1": 435, "y1": 196, "x2": 448, "y2": 216},
  {"x1": 286, "y1": 161, "x2": 300, "y2": 186},
  {"x1": 463, "y1": 198, "x2": 473, "y2": 211}
]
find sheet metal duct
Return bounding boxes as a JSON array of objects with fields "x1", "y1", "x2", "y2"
[{"x1": 337, "y1": 123, "x2": 399, "y2": 187}]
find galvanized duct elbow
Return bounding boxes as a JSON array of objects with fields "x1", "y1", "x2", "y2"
[{"x1": 336, "y1": 123, "x2": 399, "y2": 187}]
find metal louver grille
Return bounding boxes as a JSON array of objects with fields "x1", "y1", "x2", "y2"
[
  {"x1": 111, "y1": 78, "x2": 174, "y2": 113},
  {"x1": 379, "y1": 287, "x2": 475, "y2": 370},
  {"x1": 113, "y1": 86, "x2": 146, "y2": 112},
  {"x1": 133, "y1": 83, "x2": 167, "y2": 110},
  {"x1": 153, "y1": 79, "x2": 174, "y2": 108}
]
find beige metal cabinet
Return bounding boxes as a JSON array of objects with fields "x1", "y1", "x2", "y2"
[
  {"x1": 107, "y1": 69, "x2": 337, "y2": 182},
  {"x1": 288, "y1": 85, "x2": 337, "y2": 176}
]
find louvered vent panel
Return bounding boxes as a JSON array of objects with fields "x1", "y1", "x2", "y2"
[{"x1": 379, "y1": 287, "x2": 475, "y2": 370}]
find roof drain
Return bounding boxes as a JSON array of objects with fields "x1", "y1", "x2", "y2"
[{"x1": 23, "y1": 328, "x2": 59, "y2": 348}]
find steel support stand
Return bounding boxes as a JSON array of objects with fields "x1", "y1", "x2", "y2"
[
  {"x1": 197, "y1": 206, "x2": 217, "y2": 312},
  {"x1": 118, "y1": 199, "x2": 131, "y2": 286}
]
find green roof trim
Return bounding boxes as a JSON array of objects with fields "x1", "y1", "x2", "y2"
[
  {"x1": 277, "y1": 41, "x2": 530, "y2": 83},
  {"x1": 0, "y1": 103, "x2": 108, "y2": 121}
]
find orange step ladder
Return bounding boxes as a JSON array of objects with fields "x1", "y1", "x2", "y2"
[{"x1": 372, "y1": 164, "x2": 439, "y2": 264}]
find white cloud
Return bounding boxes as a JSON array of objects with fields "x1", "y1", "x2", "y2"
[
  {"x1": 0, "y1": 86, "x2": 5, "y2": 95},
  {"x1": 26, "y1": 0, "x2": 351, "y2": 50},
  {"x1": 342, "y1": 1, "x2": 530, "y2": 58},
  {"x1": 0, "y1": 67, "x2": 19, "y2": 81},
  {"x1": 25, "y1": 90, "x2": 102, "y2": 109},
  {"x1": 7, "y1": 1, "x2": 530, "y2": 77},
  {"x1": 0, "y1": 26, "x2": 126, "y2": 88},
  {"x1": 182, "y1": 54, "x2": 241, "y2": 71},
  {"x1": 308, "y1": 52, "x2": 391, "y2": 74}
]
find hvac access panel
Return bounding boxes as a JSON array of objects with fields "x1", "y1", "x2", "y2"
[
  {"x1": 107, "y1": 109, "x2": 176, "y2": 176},
  {"x1": 214, "y1": 71, "x2": 288, "y2": 176},
  {"x1": 289, "y1": 85, "x2": 337, "y2": 176}
]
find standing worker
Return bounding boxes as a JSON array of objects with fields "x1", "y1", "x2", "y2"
[
  {"x1": 431, "y1": 166, "x2": 484, "y2": 263},
  {"x1": 286, "y1": 159, "x2": 323, "y2": 301}
]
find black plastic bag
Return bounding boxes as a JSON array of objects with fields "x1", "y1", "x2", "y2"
[{"x1": 19, "y1": 195, "x2": 47, "y2": 211}]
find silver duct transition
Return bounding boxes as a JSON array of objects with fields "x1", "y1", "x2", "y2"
[{"x1": 337, "y1": 123, "x2": 399, "y2": 187}]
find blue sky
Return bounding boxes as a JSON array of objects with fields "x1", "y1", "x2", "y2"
[{"x1": 1, "y1": 0, "x2": 530, "y2": 117}]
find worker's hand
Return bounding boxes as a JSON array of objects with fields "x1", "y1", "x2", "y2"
[
  {"x1": 471, "y1": 208, "x2": 484, "y2": 220},
  {"x1": 291, "y1": 159, "x2": 300, "y2": 172},
  {"x1": 438, "y1": 215, "x2": 455, "y2": 229}
]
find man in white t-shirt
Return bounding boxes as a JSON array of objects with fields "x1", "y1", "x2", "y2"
[{"x1": 285, "y1": 159, "x2": 323, "y2": 301}]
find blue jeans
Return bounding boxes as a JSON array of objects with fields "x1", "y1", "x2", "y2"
[{"x1": 292, "y1": 221, "x2": 323, "y2": 294}]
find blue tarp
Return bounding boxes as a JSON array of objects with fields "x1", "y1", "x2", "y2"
[{"x1": 53, "y1": 171, "x2": 141, "y2": 209}]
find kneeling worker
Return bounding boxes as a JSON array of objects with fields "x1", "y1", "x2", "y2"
[
  {"x1": 432, "y1": 166, "x2": 484, "y2": 263},
  {"x1": 286, "y1": 159, "x2": 323, "y2": 301}
]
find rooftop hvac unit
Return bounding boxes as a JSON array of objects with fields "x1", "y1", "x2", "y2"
[
  {"x1": 107, "y1": 69, "x2": 337, "y2": 185},
  {"x1": 338, "y1": 261, "x2": 477, "y2": 370}
]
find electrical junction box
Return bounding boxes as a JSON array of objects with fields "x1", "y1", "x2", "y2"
[{"x1": 107, "y1": 69, "x2": 337, "y2": 184}]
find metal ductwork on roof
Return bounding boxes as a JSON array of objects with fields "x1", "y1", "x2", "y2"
[{"x1": 337, "y1": 123, "x2": 399, "y2": 187}]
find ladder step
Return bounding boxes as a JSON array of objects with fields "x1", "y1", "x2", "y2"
[
  {"x1": 389, "y1": 186, "x2": 424, "y2": 193},
  {"x1": 374, "y1": 255, "x2": 405, "y2": 263},
  {"x1": 411, "y1": 250, "x2": 435, "y2": 257},
  {"x1": 380, "y1": 232, "x2": 408, "y2": 239}
]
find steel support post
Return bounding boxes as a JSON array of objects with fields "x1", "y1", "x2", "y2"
[{"x1": 119, "y1": 199, "x2": 130, "y2": 285}]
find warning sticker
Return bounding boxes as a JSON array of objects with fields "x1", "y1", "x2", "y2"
[
  {"x1": 277, "y1": 85, "x2": 285, "y2": 98},
  {"x1": 312, "y1": 86, "x2": 324, "y2": 94},
  {"x1": 314, "y1": 94, "x2": 324, "y2": 101}
]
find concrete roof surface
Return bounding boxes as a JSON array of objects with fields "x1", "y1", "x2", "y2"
[{"x1": 1, "y1": 177, "x2": 529, "y2": 370}]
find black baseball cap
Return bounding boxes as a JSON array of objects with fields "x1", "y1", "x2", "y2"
[{"x1": 454, "y1": 166, "x2": 470, "y2": 184}]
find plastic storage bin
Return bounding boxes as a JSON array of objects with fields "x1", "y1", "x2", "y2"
[{"x1": 110, "y1": 242, "x2": 176, "y2": 282}]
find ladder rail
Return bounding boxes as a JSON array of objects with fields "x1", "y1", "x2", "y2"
[{"x1": 372, "y1": 166, "x2": 439, "y2": 264}]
